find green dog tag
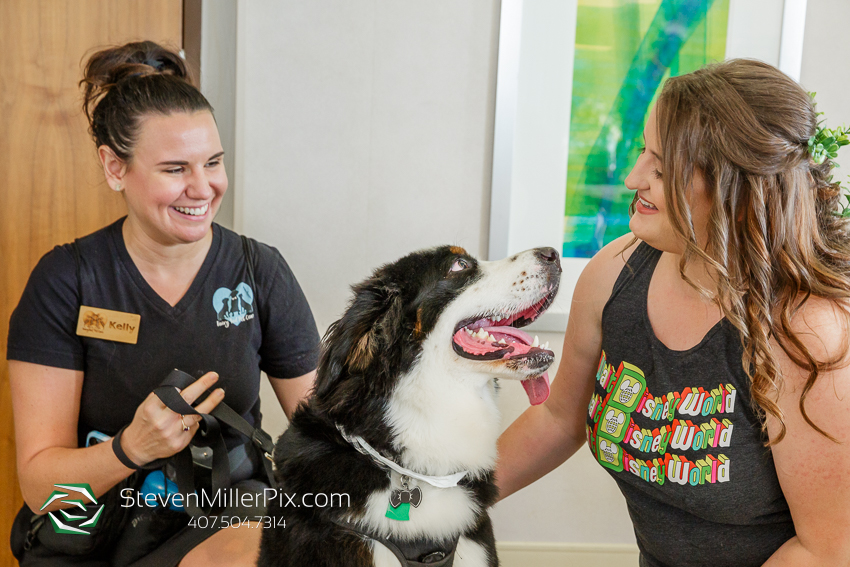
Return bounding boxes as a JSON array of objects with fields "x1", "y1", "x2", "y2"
[{"x1": 385, "y1": 501, "x2": 410, "y2": 521}]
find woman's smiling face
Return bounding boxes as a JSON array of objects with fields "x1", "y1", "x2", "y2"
[
  {"x1": 103, "y1": 110, "x2": 227, "y2": 247},
  {"x1": 625, "y1": 104, "x2": 711, "y2": 253}
]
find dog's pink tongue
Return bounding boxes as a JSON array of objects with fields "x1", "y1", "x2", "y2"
[{"x1": 522, "y1": 373, "x2": 550, "y2": 405}]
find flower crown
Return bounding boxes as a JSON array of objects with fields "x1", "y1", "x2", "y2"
[{"x1": 807, "y1": 93, "x2": 850, "y2": 216}]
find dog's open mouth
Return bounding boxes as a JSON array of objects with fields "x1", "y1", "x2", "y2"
[{"x1": 451, "y1": 286, "x2": 558, "y2": 406}]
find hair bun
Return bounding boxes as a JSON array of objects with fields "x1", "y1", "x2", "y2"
[{"x1": 81, "y1": 41, "x2": 191, "y2": 123}]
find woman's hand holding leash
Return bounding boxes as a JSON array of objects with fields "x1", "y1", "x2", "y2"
[{"x1": 118, "y1": 372, "x2": 225, "y2": 468}]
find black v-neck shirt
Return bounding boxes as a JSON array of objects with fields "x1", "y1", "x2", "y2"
[{"x1": 8, "y1": 218, "x2": 319, "y2": 449}]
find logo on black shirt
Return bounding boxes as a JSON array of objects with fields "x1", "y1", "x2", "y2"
[{"x1": 213, "y1": 283, "x2": 255, "y2": 328}]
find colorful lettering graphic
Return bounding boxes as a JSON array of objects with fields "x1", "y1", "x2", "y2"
[{"x1": 589, "y1": 351, "x2": 735, "y2": 486}]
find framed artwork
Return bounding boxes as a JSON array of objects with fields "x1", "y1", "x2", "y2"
[
  {"x1": 564, "y1": 0, "x2": 730, "y2": 258},
  {"x1": 490, "y1": 0, "x2": 806, "y2": 329}
]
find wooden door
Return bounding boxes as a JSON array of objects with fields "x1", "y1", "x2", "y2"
[{"x1": 0, "y1": 1, "x2": 184, "y2": 564}]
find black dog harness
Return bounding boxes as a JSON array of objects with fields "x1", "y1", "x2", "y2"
[{"x1": 332, "y1": 518, "x2": 460, "y2": 567}]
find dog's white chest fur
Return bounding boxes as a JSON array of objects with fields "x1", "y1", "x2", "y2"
[{"x1": 359, "y1": 473, "x2": 479, "y2": 539}]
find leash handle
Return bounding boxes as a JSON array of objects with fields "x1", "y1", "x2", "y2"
[
  {"x1": 159, "y1": 369, "x2": 278, "y2": 482},
  {"x1": 117, "y1": 369, "x2": 278, "y2": 516}
]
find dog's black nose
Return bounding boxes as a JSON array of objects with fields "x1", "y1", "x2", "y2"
[{"x1": 535, "y1": 247, "x2": 560, "y2": 267}]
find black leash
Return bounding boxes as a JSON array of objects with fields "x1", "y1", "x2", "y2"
[{"x1": 144, "y1": 369, "x2": 278, "y2": 516}]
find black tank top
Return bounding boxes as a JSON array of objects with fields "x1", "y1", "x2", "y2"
[{"x1": 586, "y1": 242, "x2": 795, "y2": 567}]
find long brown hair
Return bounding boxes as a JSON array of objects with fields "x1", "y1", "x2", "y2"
[
  {"x1": 646, "y1": 58, "x2": 850, "y2": 443},
  {"x1": 80, "y1": 41, "x2": 213, "y2": 162}
]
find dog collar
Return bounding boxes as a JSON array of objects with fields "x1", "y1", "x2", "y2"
[{"x1": 336, "y1": 425, "x2": 469, "y2": 489}]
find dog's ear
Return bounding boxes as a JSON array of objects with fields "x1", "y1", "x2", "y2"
[
  {"x1": 347, "y1": 328, "x2": 375, "y2": 371},
  {"x1": 314, "y1": 279, "x2": 402, "y2": 402},
  {"x1": 342, "y1": 281, "x2": 403, "y2": 373}
]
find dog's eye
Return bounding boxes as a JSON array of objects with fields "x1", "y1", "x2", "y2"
[{"x1": 450, "y1": 258, "x2": 470, "y2": 273}]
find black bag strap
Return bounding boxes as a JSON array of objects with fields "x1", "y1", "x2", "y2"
[
  {"x1": 72, "y1": 239, "x2": 83, "y2": 303},
  {"x1": 207, "y1": 394, "x2": 277, "y2": 489},
  {"x1": 241, "y1": 235, "x2": 257, "y2": 291},
  {"x1": 236, "y1": 235, "x2": 278, "y2": 485}
]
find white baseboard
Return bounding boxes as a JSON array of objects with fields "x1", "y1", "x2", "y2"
[{"x1": 496, "y1": 542, "x2": 640, "y2": 567}]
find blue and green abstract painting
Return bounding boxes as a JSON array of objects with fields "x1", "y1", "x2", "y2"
[{"x1": 563, "y1": 0, "x2": 729, "y2": 258}]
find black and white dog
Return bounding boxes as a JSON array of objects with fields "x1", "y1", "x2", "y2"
[{"x1": 258, "y1": 246, "x2": 560, "y2": 567}]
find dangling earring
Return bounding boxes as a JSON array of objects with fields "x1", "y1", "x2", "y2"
[{"x1": 113, "y1": 183, "x2": 123, "y2": 192}]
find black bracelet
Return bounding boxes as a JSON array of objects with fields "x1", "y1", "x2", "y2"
[{"x1": 112, "y1": 426, "x2": 143, "y2": 470}]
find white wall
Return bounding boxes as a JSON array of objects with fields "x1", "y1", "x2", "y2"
[
  {"x1": 231, "y1": 0, "x2": 850, "y2": 551},
  {"x1": 800, "y1": 0, "x2": 850, "y2": 168},
  {"x1": 201, "y1": 0, "x2": 238, "y2": 229},
  {"x1": 237, "y1": 0, "x2": 500, "y2": 333}
]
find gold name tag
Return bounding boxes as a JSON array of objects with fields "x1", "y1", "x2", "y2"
[{"x1": 76, "y1": 306, "x2": 141, "y2": 344}]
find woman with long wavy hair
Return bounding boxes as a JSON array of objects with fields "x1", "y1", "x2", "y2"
[{"x1": 496, "y1": 59, "x2": 850, "y2": 566}]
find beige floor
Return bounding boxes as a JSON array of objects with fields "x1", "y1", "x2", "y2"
[{"x1": 496, "y1": 542, "x2": 640, "y2": 567}]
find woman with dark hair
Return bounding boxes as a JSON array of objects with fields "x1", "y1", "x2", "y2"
[
  {"x1": 8, "y1": 41, "x2": 319, "y2": 566},
  {"x1": 497, "y1": 59, "x2": 850, "y2": 566}
]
